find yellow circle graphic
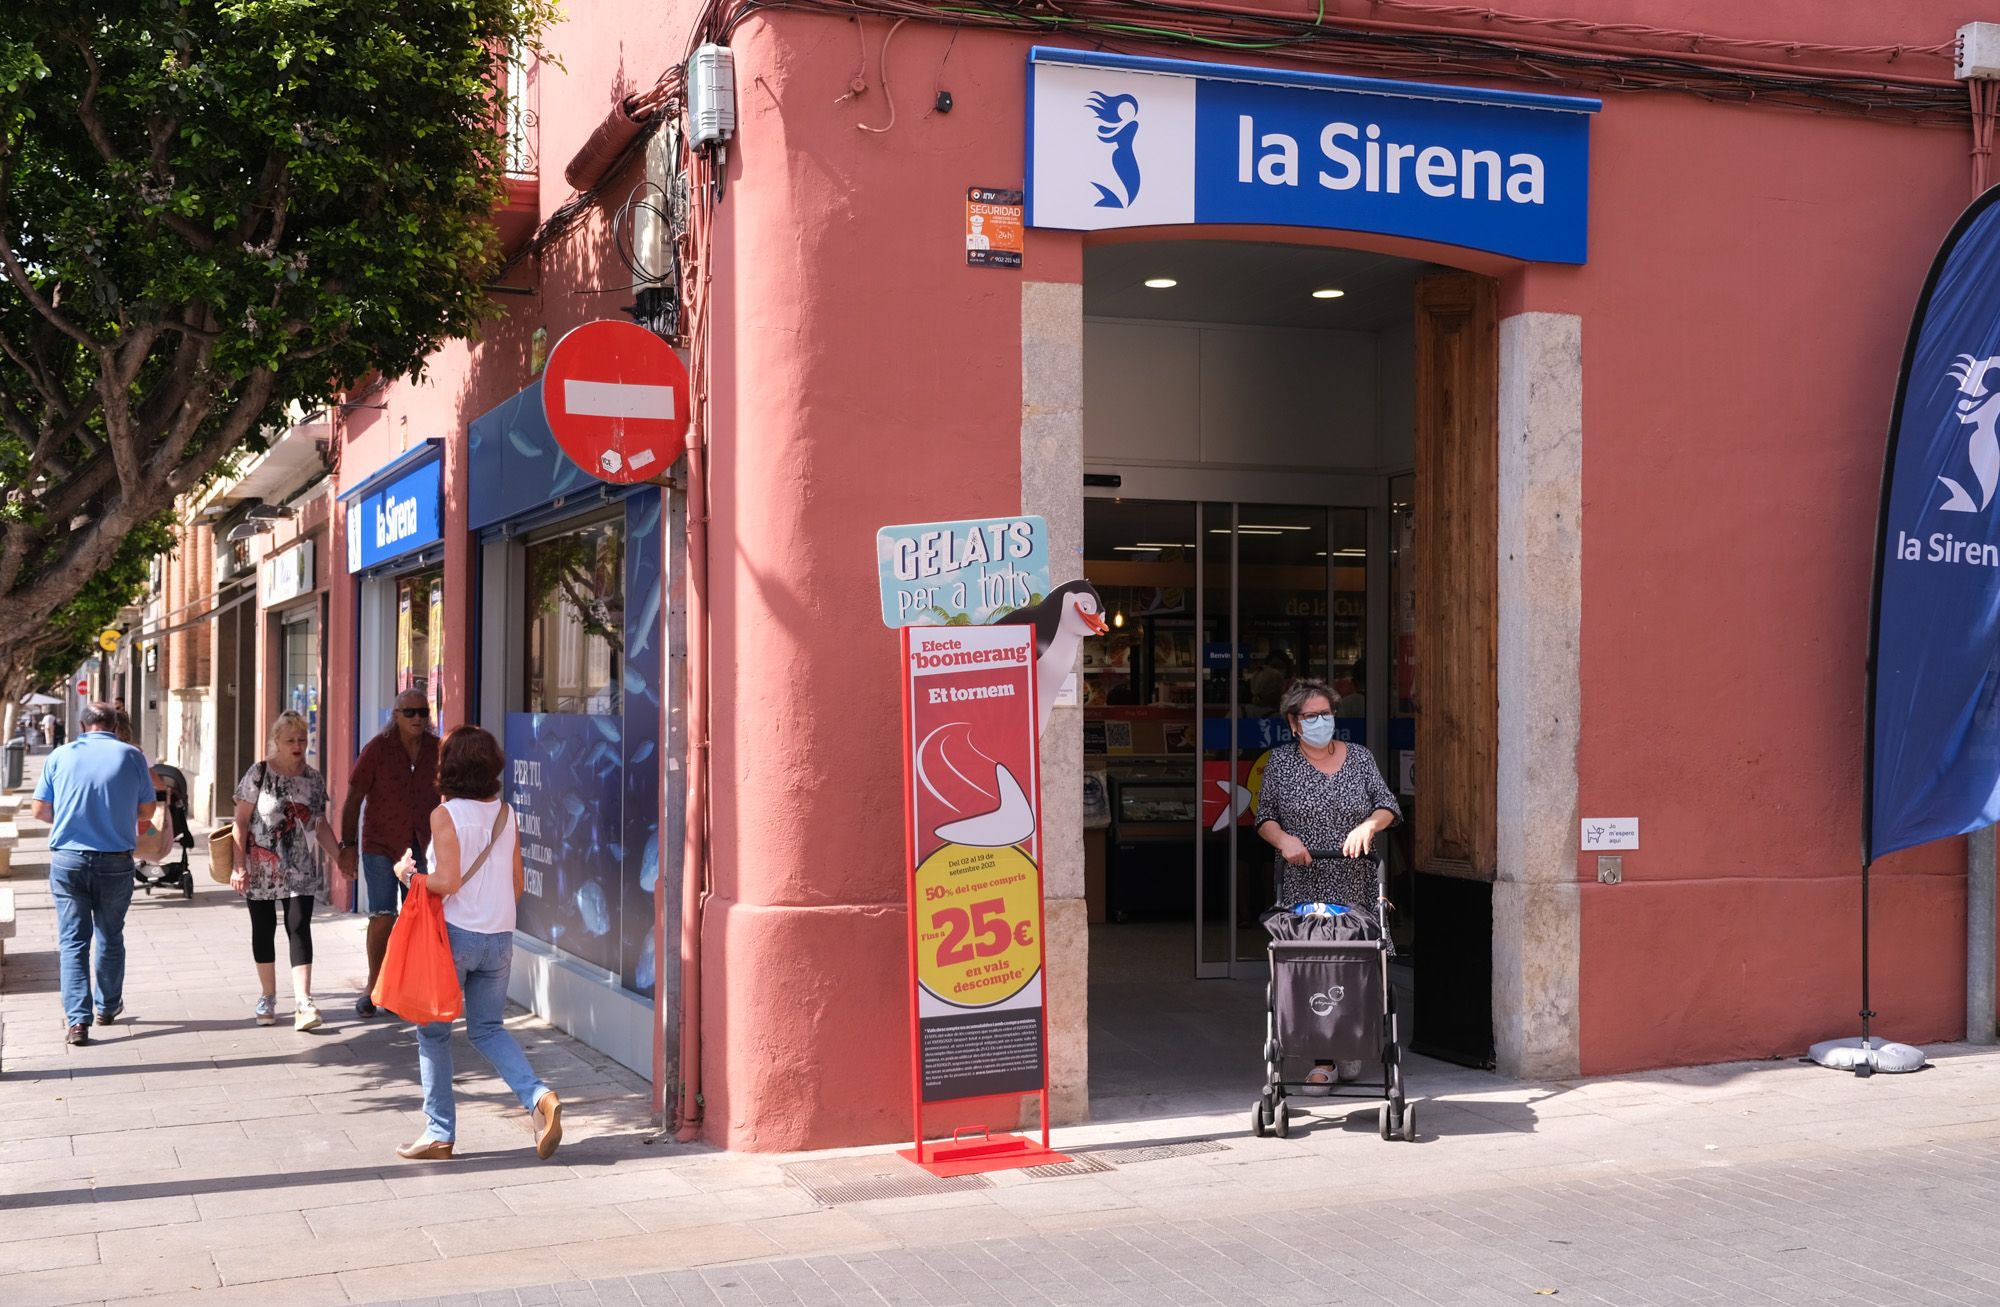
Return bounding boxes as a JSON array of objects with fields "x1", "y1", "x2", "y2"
[{"x1": 914, "y1": 843, "x2": 1043, "y2": 1008}]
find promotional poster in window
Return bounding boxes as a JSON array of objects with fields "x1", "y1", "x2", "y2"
[{"x1": 503, "y1": 490, "x2": 664, "y2": 994}]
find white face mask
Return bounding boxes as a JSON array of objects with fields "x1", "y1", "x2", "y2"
[{"x1": 1297, "y1": 713, "x2": 1337, "y2": 748}]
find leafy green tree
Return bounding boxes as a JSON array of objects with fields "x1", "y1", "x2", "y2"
[
  {"x1": 0, "y1": 0, "x2": 554, "y2": 704},
  {"x1": 19, "y1": 512, "x2": 175, "y2": 691}
]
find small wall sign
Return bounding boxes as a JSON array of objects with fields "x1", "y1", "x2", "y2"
[
  {"x1": 1582, "y1": 818, "x2": 1639, "y2": 851},
  {"x1": 966, "y1": 187, "x2": 1024, "y2": 268}
]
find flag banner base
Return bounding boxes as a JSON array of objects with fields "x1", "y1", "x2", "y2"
[
  {"x1": 898, "y1": 1132, "x2": 1071, "y2": 1178},
  {"x1": 1808, "y1": 1036, "x2": 1927, "y2": 1074}
]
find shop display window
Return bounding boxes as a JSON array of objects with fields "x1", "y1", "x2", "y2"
[
  {"x1": 525, "y1": 517, "x2": 625, "y2": 716},
  {"x1": 395, "y1": 568, "x2": 444, "y2": 724}
]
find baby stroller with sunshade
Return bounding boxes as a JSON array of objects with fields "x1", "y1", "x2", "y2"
[
  {"x1": 1250, "y1": 847, "x2": 1413, "y2": 1142},
  {"x1": 134, "y1": 761, "x2": 196, "y2": 899}
]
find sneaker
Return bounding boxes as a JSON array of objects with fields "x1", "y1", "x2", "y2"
[
  {"x1": 354, "y1": 994, "x2": 378, "y2": 1019},
  {"x1": 92, "y1": 1002, "x2": 122, "y2": 1026},
  {"x1": 1335, "y1": 1060, "x2": 1366, "y2": 1083},
  {"x1": 1301, "y1": 1063, "x2": 1335, "y2": 1097},
  {"x1": 294, "y1": 1001, "x2": 323, "y2": 1033},
  {"x1": 65, "y1": 1023, "x2": 89, "y2": 1046},
  {"x1": 254, "y1": 995, "x2": 277, "y2": 1026}
]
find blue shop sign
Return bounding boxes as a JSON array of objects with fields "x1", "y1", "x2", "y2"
[
  {"x1": 1027, "y1": 48, "x2": 1598, "y2": 264},
  {"x1": 467, "y1": 379, "x2": 600, "y2": 531},
  {"x1": 342, "y1": 451, "x2": 443, "y2": 573}
]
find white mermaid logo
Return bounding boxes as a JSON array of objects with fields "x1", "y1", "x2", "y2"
[{"x1": 1939, "y1": 353, "x2": 2000, "y2": 513}]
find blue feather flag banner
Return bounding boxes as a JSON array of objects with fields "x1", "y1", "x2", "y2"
[{"x1": 1869, "y1": 188, "x2": 2000, "y2": 860}]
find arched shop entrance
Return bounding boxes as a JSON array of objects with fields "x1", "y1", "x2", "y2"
[{"x1": 1077, "y1": 238, "x2": 1505, "y2": 1114}]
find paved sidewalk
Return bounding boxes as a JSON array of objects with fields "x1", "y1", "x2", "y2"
[{"x1": 11, "y1": 764, "x2": 2000, "y2": 1305}]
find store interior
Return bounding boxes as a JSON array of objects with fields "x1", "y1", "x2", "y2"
[{"x1": 1077, "y1": 239, "x2": 1454, "y2": 1117}]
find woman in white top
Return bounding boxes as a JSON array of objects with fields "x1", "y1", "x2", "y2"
[{"x1": 391, "y1": 725, "x2": 561, "y2": 1161}]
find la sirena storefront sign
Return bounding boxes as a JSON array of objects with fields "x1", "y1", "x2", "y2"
[{"x1": 1026, "y1": 48, "x2": 1599, "y2": 264}]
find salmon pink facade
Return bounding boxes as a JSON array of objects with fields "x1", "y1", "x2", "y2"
[{"x1": 311, "y1": 0, "x2": 1998, "y2": 1150}]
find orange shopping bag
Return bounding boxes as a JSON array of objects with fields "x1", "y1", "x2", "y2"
[{"x1": 370, "y1": 878, "x2": 463, "y2": 1024}]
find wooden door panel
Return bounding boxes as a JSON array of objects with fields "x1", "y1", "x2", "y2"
[{"x1": 1413, "y1": 272, "x2": 1498, "y2": 881}]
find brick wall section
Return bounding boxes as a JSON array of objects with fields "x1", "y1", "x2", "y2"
[{"x1": 166, "y1": 522, "x2": 215, "y2": 692}]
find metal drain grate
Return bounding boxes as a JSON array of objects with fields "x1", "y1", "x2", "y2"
[
  {"x1": 781, "y1": 1154, "x2": 995, "y2": 1205},
  {"x1": 1078, "y1": 1139, "x2": 1229, "y2": 1165},
  {"x1": 1023, "y1": 1153, "x2": 1115, "y2": 1179}
]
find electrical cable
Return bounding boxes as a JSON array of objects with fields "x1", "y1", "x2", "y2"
[
  {"x1": 835, "y1": 15, "x2": 871, "y2": 103},
  {"x1": 716, "y1": 0, "x2": 1967, "y2": 124},
  {"x1": 927, "y1": 19, "x2": 961, "y2": 116},
  {"x1": 856, "y1": 18, "x2": 911, "y2": 131}
]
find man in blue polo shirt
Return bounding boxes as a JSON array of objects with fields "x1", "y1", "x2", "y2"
[{"x1": 33, "y1": 701, "x2": 156, "y2": 1045}]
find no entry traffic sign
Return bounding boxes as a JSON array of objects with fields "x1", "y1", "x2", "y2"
[{"x1": 541, "y1": 320, "x2": 690, "y2": 483}]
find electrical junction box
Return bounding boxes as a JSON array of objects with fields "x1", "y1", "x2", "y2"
[
  {"x1": 633, "y1": 127, "x2": 677, "y2": 285},
  {"x1": 1958, "y1": 22, "x2": 2000, "y2": 79},
  {"x1": 687, "y1": 44, "x2": 736, "y2": 151}
]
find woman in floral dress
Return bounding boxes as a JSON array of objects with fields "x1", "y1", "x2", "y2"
[{"x1": 231, "y1": 711, "x2": 342, "y2": 1031}]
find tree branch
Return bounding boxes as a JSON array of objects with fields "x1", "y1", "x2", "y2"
[
  {"x1": 163, "y1": 370, "x2": 278, "y2": 495},
  {"x1": 71, "y1": 36, "x2": 119, "y2": 166},
  {"x1": 27, "y1": 391, "x2": 103, "y2": 478},
  {"x1": 0, "y1": 215, "x2": 100, "y2": 351},
  {"x1": 0, "y1": 323, "x2": 66, "y2": 411}
]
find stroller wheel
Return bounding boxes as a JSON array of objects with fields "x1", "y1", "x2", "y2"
[
  {"x1": 1272, "y1": 1102, "x2": 1290, "y2": 1139},
  {"x1": 182, "y1": 874, "x2": 194, "y2": 900},
  {"x1": 1378, "y1": 1103, "x2": 1393, "y2": 1141},
  {"x1": 1400, "y1": 1101, "x2": 1418, "y2": 1143},
  {"x1": 1251, "y1": 1100, "x2": 1268, "y2": 1138}
]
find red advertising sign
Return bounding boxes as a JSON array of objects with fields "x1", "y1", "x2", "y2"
[
  {"x1": 541, "y1": 320, "x2": 690, "y2": 483},
  {"x1": 898, "y1": 623, "x2": 1068, "y2": 1175}
]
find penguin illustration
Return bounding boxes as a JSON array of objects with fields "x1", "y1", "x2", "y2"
[{"x1": 994, "y1": 579, "x2": 1108, "y2": 735}]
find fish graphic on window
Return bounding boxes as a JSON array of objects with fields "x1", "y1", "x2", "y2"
[{"x1": 1085, "y1": 92, "x2": 1141, "y2": 209}]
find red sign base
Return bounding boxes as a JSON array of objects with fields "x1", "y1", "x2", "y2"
[{"x1": 899, "y1": 1132, "x2": 1072, "y2": 1178}]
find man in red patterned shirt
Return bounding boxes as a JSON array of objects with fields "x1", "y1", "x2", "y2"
[{"x1": 338, "y1": 689, "x2": 441, "y2": 1017}]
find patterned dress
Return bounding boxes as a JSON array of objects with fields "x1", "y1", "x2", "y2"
[
  {"x1": 233, "y1": 762, "x2": 329, "y2": 900},
  {"x1": 1254, "y1": 742, "x2": 1402, "y2": 908}
]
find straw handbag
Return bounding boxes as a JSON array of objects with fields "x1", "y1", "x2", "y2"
[{"x1": 208, "y1": 827, "x2": 235, "y2": 883}]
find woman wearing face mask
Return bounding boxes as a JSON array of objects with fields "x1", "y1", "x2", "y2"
[
  {"x1": 1254, "y1": 678, "x2": 1401, "y2": 914},
  {"x1": 1254, "y1": 678, "x2": 1401, "y2": 1086}
]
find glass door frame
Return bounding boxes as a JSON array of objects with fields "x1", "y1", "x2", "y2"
[{"x1": 1086, "y1": 469, "x2": 1400, "y2": 981}]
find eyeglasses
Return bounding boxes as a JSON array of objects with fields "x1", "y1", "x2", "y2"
[
  {"x1": 1298, "y1": 712, "x2": 1335, "y2": 726},
  {"x1": 398, "y1": 707, "x2": 429, "y2": 718}
]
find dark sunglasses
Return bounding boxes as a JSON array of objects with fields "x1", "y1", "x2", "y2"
[{"x1": 398, "y1": 706, "x2": 429, "y2": 718}]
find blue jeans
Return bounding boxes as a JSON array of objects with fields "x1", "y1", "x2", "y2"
[
  {"x1": 361, "y1": 849, "x2": 424, "y2": 917},
  {"x1": 49, "y1": 851, "x2": 135, "y2": 1026},
  {"x1": 414, "y1": 924, "x2": 549, "y2": 1143}
]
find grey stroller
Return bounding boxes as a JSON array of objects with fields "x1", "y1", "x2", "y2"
[
  {"x1": 1250, "y1": 848, "x2": 1413, "y2": 1142},
  {"x1": 133, "y1": 762, "x2": 197, "y2": 899}
]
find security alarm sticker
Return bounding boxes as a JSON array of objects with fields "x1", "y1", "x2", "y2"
[{"x1": 966, "y1": 187, "x2": 1025, "y2": 268}]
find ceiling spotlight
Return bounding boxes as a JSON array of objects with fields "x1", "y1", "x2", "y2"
[
  {"x1": 1311, "y1": 288, "x2": 1346, "y2": 300},
  {"x1": 1112, "y1": 610, "x2": 1126, "y2": 628},
  {"x1": 225, "y1": 521, "x2": 273, "y2": 542},
  {"x1": 1143, "y1": 277, "x2": 1178, "y2": 289}
]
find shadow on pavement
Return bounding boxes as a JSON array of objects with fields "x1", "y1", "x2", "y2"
[{"x1": 0, "y1": 1129, "x2": 676, "y2": 1211}]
